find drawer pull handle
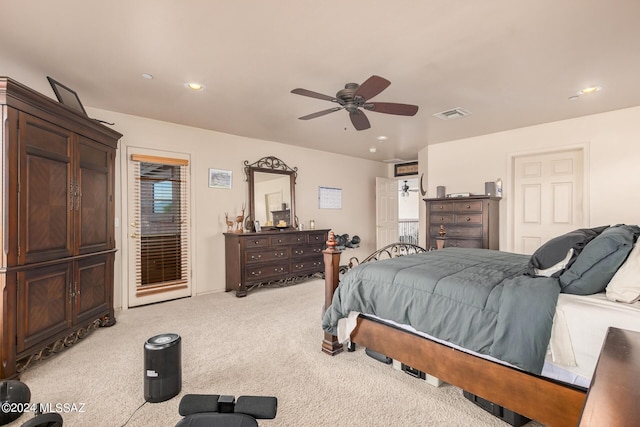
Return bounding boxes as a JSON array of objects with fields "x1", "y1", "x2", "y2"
[
  {"x1": 466, "y1": 204, "x2": 471, "y2": 208},
  {"x1": 275, "y1": 267, "x2": 284, "y2": 272},
  {"x1": 298, "y1": 250, "x2": 304, "y2": 255},
  {"x1": 254, "y1": 241, "x2": 260, "y2": 245},
  {"x1": 278, "y1": 239, "x2": 282, "y2": 243},
  {"x1": 439, "y1": 205, "x2": 444, "y2": 209},
  {"x1": 275, "y1": 252, "x2": 285, "y2": 257},
  {"x1": 251, "y1": 254, "x2": 262, "y2": 260},
  {"x1": 251, "y1": 271, "x2": 262, "y2": 276}
]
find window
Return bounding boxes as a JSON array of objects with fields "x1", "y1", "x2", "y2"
[{"x1": 131, "y1": 155, "x2": 190, "y2": 292}]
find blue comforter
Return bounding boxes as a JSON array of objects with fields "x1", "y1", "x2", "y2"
[{"x1": 322, "y1": 248, "x2": 561, "y2": 374}]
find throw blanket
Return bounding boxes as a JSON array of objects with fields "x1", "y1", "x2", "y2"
[{"x1": 322, "y1": 248, "x2": 561, "y2": 374}]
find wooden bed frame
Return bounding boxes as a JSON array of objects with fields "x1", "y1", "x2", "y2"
[{"x1": 322, "y1": 235, "x2": 587, "y2": 427}]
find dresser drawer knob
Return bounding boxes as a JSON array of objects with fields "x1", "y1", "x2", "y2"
[
  {"x1": 439, "y1": 205, "x2": 444, "y2": 209},
  {"x1": 466, "y1": 204, "x2": 471, "y2": 209},
  {"x1": 254, "y1": 241, "x2": 260, "y2": 245},
  {"x1": 466, "y1": 217, "x2": 471, "y2": 221},
  {"x1": 277, "y1": 239, "x2": 282, "y2": 243}
]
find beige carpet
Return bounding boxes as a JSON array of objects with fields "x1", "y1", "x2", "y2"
[{"x1": 10, "y1": 279, "x2": 544, "y2": 427}]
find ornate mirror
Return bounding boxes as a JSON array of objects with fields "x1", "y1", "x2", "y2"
[{"x1": 244, "y1": 156, "x2": 297, "y2": 231}]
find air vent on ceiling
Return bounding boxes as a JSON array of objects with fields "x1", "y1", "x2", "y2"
[{"x1": 433, "y1": 107, "x2": 471, "y2": 120}]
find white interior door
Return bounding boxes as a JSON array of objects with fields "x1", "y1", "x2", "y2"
[
  {"x1": 512, "y1": 148, "x2": 585, "y2": 254},
  {"x1": 376, "y1": 177, "x2": 398, "y2": 249}
]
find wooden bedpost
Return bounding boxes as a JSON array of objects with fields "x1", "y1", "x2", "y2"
[{"x1": 322, "y1": 231, "x2": 343, "y2": 355}]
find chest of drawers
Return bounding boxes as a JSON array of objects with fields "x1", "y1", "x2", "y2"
[
  {"x1": 224, "y1": 229, "x2": 329, "y2": 297},
  {"x1": 424, "y1": 196, "x2": 500, "y2": 250}
]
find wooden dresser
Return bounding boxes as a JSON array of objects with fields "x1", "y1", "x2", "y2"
[
  {"x1": 1, "y1": 77, "x2": 121, "y2": 379},
  {"x1": 425, "y1": 196, "x2": 500, "y2": 250},
  {"x1": 224, "y1": 229, "x2": 329, "y2": 297}
]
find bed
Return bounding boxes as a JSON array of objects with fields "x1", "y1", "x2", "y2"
[{"x1": 321, "y1": 224, "x2": 640, "y2": 427}]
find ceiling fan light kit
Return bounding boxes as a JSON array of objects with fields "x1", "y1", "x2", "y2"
[{"x1": 291, "y1": 75, "x2": 419, "y2": 131}]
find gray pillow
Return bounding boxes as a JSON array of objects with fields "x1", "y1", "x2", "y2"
[
  {"x1": 559, "y1": 225, "x2": 640, "y2": 295},
  {"x1": 526, "y1": 226, "x2": 608, "y2": 277}
]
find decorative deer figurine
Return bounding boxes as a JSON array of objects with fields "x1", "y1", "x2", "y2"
[
  {"x1": 225, "y1": 212, "x2": 234, "y2": 232},
  {"x1": 235, "y1": 203, "x2": 245, "y2": 233}
]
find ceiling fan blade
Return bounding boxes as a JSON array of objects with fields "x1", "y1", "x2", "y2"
[
  {"x1": 353, "y1": 75, "x2": 391, "y2": 101},
  {"x1": 349, "y1": 110, "x2": 370, "y2": 131},
  {"x1": 291, "y1": 88, "x2": 339, "y2": 103},
  {"x1": 365, "y1": 102, "x2": 419, "y2": 116},
  {"x1": 298, "y1": 107, "x2": 343, "y2": 120}
]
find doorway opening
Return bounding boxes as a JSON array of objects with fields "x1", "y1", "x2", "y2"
[{"x1": 398, "y1": 178, "x2": 419, "y2": 245}]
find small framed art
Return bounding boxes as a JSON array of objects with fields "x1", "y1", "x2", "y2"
[
  {"x1": 254, "y1": 220, "x2": 261, "y2": 232},
  {"x1": 394, "y1": 161, "x2": 418, "y2": 177},
  {"x1": 209, "y1": 168, "x2": 232, "y2": 189}
]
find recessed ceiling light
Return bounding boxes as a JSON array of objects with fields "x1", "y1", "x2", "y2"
[
  {"x1": 376, "y1": 136, "x2": 388, "y2": 142},
  {"x1": 185, "y1": 82, "x2": 205, "y2": 91},
  {"x1": 577, "y1": 86, "x2": 601, "y2": 95},
  {"x1": 369, "y1": 147, "x2": 377, "y2": 153},
  {"x1": 141, "y1": 73, "x2": 154, "y2": 80}
]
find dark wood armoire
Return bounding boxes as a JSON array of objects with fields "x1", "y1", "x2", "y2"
[{"x1": 1, "y1": 77, "x2": 122, "y2": 379}]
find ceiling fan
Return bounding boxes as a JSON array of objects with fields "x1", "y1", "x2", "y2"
[
  {"x1": 400, "y1": 180, "x2": 419, "y2": 197},
  {"x1": 291, "y1": 75, "x2": 419, "y2": 131}
]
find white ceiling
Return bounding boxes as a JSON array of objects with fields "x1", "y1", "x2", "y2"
[{"x1": 2, "y1": 0, "x2": 640, "y2": 162}]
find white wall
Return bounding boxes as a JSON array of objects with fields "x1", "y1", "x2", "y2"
[
  {"x1": 86, "y1": 108, "x2": 386, "y2": 309},
  {"x1": 420, "y1": 106, "x2": 640, "y2": 250}
]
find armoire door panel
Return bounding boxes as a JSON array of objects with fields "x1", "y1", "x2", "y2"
[
  {"x1": 17, "y1": 263, "x2": 72, "y2": 354},
  {"x1": 19, "y1": 113, "x2": 74, "y2": 264},
  {"x1": 77, "y1": 137, "x2": 114, "y2": 253},
  {"x1": 75, "y1": 254, "x2": 112, "y2": 325}
]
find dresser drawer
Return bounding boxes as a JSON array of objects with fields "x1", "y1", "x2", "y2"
[
  {"x1": 453, "y1": 201, "x2": 484, "y2": 212},
  {"x1": 453, "y1": 214, "x2": 483, "y2": 225},
  {"x1": 307, "y1": 232, "x2": 327, "y2": 244},
  {"x1": 430, "y1": 226, "x2": 483, "y2": 239},
  {"x1": 243, "y1": 236, "x2": 271, "y2": 248},
  {"x1": 444, "y1": 239, "x2": 483, "y2": 249},
  {"x1": 430, "y1": 202, "x2": 455, "y2": 213},
  {"x1": 291, "y1": 259, "x2": 323, "y2": 273},
  {"x1": 270, "y1": 234, "x2": 307, "y2": 246},
  {"x1": 291, "y1": 244, "x2": 324, "y2": 259},
  {"x1": 430, "y1": 214, "x2": 454, "y2": 224},
  {"x1": 244, "y1": 248, "x2": 289, "y2": 264},
  {"x1": 245, "y1": 263, "x2": 289, "y2": 281}
]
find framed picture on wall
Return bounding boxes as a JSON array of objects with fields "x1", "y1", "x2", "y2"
[
  {"x1": 209, "y1": 168, "x2": 232, "y2": 189},
  {"x1": 394, "y1": 161, "x2": 418, "y2": 177}
]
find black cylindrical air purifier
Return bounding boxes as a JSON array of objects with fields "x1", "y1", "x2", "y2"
[{"x1": 144, "y1": 333, "x2": 182, "y2": 403}]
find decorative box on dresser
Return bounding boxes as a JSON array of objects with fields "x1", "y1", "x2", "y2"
[
  {"x1": 1, "y1": 77, "x2": 122, "y2": 379},
  {"x1": 424, "y1": 196, "x2": 500, "y2": 251},
  {"x1": 224, "y1": 229, "x2": 329, "y2": 297}
]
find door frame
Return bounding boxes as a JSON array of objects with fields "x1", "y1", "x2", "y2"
[
  {"x1": 506, "y1": 143, "x2": 590, "y2": 252},
  {"x1": 119, "y1": 146, "x2": 195, "y2": 309}
]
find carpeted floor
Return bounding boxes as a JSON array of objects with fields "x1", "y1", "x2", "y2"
[{"x1": 10, "y1": 279, "x2": 544, "y2": 426}]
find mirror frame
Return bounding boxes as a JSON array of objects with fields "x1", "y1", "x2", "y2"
[{"x1": 244, "y1": 156, "x2": 298, "y2": 232}]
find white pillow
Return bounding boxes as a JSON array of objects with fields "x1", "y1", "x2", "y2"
[{"x1": 606, "y1": 242, "x2": 640, "y2": 303}]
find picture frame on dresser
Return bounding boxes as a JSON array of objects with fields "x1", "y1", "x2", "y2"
[{"x1": 254, "y1": 220, "x2": 261, "y2": 232}]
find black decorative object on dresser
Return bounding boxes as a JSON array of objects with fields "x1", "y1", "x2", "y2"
[
  {"x1": 224, "y1": 229, "x2": 329, "y2": 297},
  {"x1": 424, "y1": 196, "x2": 500, "y2": 251},
  {"x1": 1, "y1": 77, "x2": 122, "y2": 379}
]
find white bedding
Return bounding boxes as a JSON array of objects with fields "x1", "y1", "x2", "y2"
[
  {"x1": 546, "y1": 292, "x2": 640, "y2": 385},
  {"x1": 342, "y1": 292, "x2": 640, "y2": 389}
]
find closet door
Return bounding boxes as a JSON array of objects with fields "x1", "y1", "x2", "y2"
[{"x1": 18, "y1": 113, "x2": 74, "y2": 264}]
